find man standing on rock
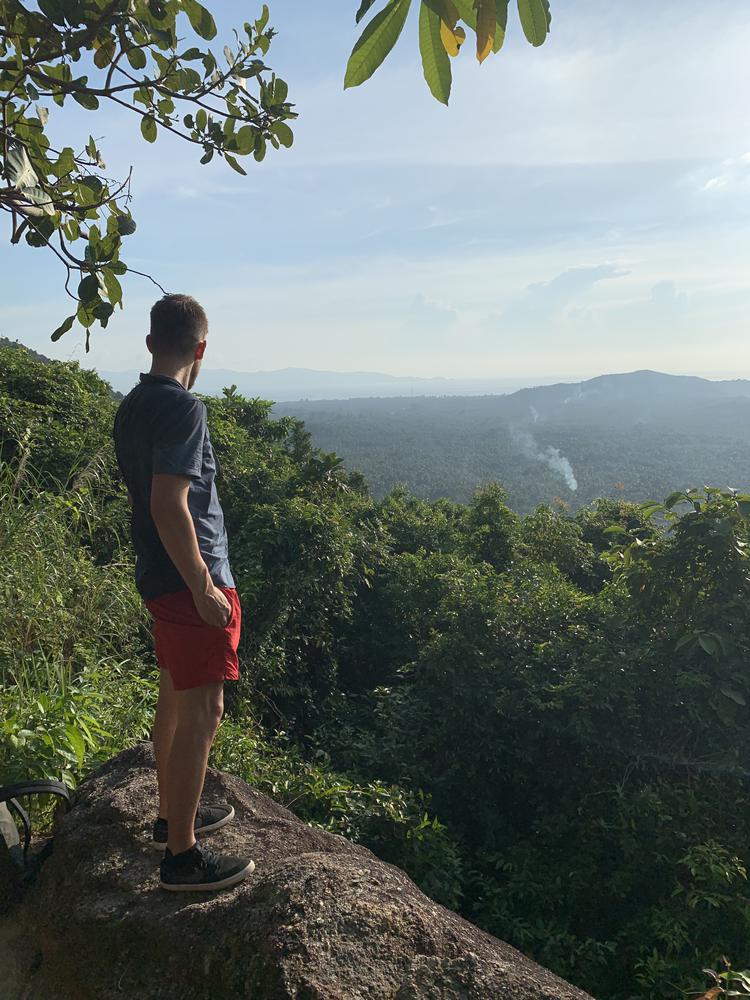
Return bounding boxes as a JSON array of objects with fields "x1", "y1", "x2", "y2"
[{"x1": 113, "y1": 293, "x2": 255, "y2": 892}]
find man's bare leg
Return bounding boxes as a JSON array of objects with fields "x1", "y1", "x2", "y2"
[
  {"x1": 165, "y1": 680, "x2": 224, "y2": 855},
  {"x1": 152, "y1": 668, "x2": 178, "y2": 820}
]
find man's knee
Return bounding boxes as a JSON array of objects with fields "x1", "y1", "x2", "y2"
[{"x1": 178, "y1": 683, "x2": 224, "y2": 735}]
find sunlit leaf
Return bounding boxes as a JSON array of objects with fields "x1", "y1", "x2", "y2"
[
  {"x1": 474, "y1": 0, "x2": 495, "y2": 62},
  {"x1": 420, "y1": 1, "x2": 452, "y2": 103},
  {"x1": 182, "y1": 0, "x2": 217, "y2": 40},
  {"x1": 517, "y1": 0, "x2": 549, "y2": 46},
  {"x1": 345, "y1": 0, "x2": 413, "y2": 89},
  {"x1": 140, "y1": 115, "x2": 157, "y2": 142}
]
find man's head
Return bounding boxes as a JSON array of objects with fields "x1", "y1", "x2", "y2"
[{"x1": 146, "y1": 294, "x2": 208, "y2": 389}]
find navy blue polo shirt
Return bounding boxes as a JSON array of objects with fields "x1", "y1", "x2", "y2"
[{"x1": 112, "y1": 373, "x2": 235, "y2": 600}]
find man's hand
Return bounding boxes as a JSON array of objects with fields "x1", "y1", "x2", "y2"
[
  {"x1": 193, "y1": 585, "x2": 231, "y2": 628},
  {"x1": 151, "y1": 473, "x2": 231, "y2": 625}
]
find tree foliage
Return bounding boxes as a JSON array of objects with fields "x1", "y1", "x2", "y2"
[
  {"x1": 346, "y1": 0, "x2": 551, "y2": 104},
  {"x1": 0, "y1": 0, "x2": 296, "y2": 346}
]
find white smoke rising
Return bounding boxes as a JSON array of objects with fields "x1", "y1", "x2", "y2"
[
  {"x1": 529, "y1": 405, "x2": 540, "y2": 423},
  {"x1": 511, "y1": 428, "x2": 578, "y2": 492}
]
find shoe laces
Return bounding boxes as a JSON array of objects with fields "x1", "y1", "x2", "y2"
[{"x1": 194, "y1": 840, "x2": 220, "y2": 871}]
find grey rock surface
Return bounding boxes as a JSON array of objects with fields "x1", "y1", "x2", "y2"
[{"x1": 5, "y1": 744, "x2": 596, "y2": 1000}]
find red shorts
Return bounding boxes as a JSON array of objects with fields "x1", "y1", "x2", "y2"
[{"x1": 144, "y1": 587, "x2": 241, "y2": 691}]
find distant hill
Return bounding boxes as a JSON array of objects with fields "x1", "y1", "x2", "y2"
[
  {"x1": 271, "y1": 371, "x2": 750, "y2": 513},
  {"x1": 97, "y1": 366, "x2": 563, "y2": 401},
  {"x1": 0, "y1": 337, "x2": 124, "y2": 400},
  {"x1": 0, "y1": 337, "x2": 52, "y2": 365}
]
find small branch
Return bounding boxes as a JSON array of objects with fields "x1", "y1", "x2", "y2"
[{"x1": 126, "y1": 267, "x2": 167, "y2": 294}]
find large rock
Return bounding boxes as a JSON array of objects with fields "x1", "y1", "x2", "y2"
[{"x1": 4, "y1": 745, "x2": 595, "y2": 1000}]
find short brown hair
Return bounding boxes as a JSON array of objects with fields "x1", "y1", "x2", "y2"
[{"x1": 149, "y1": 294, "x2": 208, "y2": 357}]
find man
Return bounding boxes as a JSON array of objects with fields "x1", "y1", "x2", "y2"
[{"x1": 113, "y1": 293, "x2": 254, "y2": 892}]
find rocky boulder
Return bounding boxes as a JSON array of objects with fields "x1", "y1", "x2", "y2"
[{"x1": 3, "y1": 744, "x2": 596, "y2": 1000}]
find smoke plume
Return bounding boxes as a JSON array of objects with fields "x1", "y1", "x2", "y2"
[{"x1": 511, "y1": 428, "x2": 578, "y2": 492}]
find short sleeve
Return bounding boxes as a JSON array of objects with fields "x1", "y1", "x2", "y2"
[{"x1": 151, "y1": 397, "x2": 206, "y2": 479}]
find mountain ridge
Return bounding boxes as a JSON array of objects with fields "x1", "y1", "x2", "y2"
[{"x1": 96, "y1": 364, "x2": 749, "y2": 404}]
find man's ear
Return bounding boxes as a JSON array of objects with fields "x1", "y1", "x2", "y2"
[
  {"x1": 194, "y1": 340, "x2": 207, "y2": 361},
  {"x1": 146, "y1": 333, "x2": 153, "y2": 355}
]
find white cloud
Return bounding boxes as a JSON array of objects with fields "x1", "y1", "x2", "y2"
[{"x1": 697, "y1": 152, "x2": 750, "y2": 194}]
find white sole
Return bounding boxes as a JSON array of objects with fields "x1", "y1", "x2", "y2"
[
  {"x1": 148, "y1": 805, "x2": 236, "y2": 851},
  {"x1": 160, "y1": 859, "x2": 255, "y2": 892}
]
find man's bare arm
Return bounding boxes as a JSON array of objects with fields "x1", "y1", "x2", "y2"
[{"x1": 150, "y1": 473, "x2": 231, "y2": 627}]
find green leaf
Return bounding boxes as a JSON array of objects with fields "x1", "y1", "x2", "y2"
[
  {"x1": 6, "y1": 143, "x2": 38, "y2": 188},
  {"x1": 78, "y1": 274, "x2": 99, "y2": 303},
  {"x1": 235, "y1": 126, "x2": 255, "y2": 153},
  {"x1": 102, "y1": 269, "x2": 123, "y2": 306},
  {"x1": 419, "y1": 1, "x2": 451, "y2": 105},
  {"x1": 475, "y1": 0, "x2": 496, "y2": 62},
  {"x1": 697, "y1": 634, "x2": 720, "y2": 657},
  {"x1": 665, "y1": 491, "x2": 687, "y2": 510},
  {"x1": 720, "y1": 686, "x2": 746, "y2": 706},
  {"x1": 73, "y1": 91, "x2": 100, "y2": 110},
  {"x1": 115, "y1": 214, "x2": 137, "y2": 236},
  {"x1": 639, "y1": 502, "x2": 664, "y2": 518},
  {"x1": 140, "y1": 115, "x2": 157, "y2": 143},
  {"x1": 50, "y1": 314, "x2": 76, "y2": 342},
  {"x1": 93, "y1": 35, "x2": 116, "y2": 68},
  {"x1": 126, "y1": 46, "x2": 147, "y2": 70},
  {"x1": 273, "y1": 122, "x2": 294, "y2": 148},
  {"x1": 493, "y1": 0, "x2": 509, "y2": 51},
  {"x1": 517, "y1": 0, "x2": 549, "y2": 46},
  {"x1": 20, "y1": 185, "x2": 56, "y2": 215},
  {"x1": 182, "y1": 0, "x2": 217, "y2": 40},
  {"x1": 65, "y1": 724, "x2": 85, "y2": 766},
  {"x1": 674, "y1": 632, "x2": 697, "y2": 652},
  {"x1": 345, "y1": 0, "x2": 413, "y2": 89},
  {"x1": 77, "y1": 301, "x2": 95, "y2": 328},
  {"x1": 273, "y1": 78, "x2": 289, "y2": 104},
  {"x1": 356, "y1": 0, "x2": 379, "y2": 23},
  {"x1": 37, "y1": 0, "x2": 67, "y2": 26},
  {"x1": 196, "y1": 108, "x2": 207, "y2": 130},
  {"x1": 452, "y1": 0, "x2": 505, "y2": 50},
  {"x1": 225, "y1": 153, "x2": 247, "y2": 175}
]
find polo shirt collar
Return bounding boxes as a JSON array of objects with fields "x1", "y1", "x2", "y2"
[{"x1": 139, "y1": 372, "x2": 186, "y2": 390}]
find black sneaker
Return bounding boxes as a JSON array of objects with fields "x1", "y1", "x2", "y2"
[
  {"x1": 150, "y1": 804, "x2": 235, "y2": 850},
  {"x1": 159, "y1": 840, "x2": 255, "y2": 892}
]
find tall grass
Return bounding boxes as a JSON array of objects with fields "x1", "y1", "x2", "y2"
[{"x1": 0, "y1": 459, "x2": 155, "y2": 787}]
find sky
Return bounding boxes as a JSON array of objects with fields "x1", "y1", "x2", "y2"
[{"x1": 2, "y1": 0, "x2": 750, "y2": 381}]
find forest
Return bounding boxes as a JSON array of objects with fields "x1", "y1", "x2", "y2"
[
  {"x1": 272, "y1": 370, "x2": 750, "y2": 513},
  {"x1": 2, "y1": 341, "x2": 750, "y2": 1000}
]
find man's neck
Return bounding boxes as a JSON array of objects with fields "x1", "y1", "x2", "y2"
[{"x1": 149, "y1": 360, "x2": 193, "y2": 390}]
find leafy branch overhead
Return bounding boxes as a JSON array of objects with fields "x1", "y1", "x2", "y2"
[
  {"x1": 0, "y1": 0, "x2": 296, "y2": 348},
  {"x1": 346, "y1": 0, "x2": 551, "y2": 105}
]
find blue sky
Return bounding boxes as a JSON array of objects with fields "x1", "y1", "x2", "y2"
[{"x1": 2, "y1": 0, "x2": 750, "y2": 380}]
